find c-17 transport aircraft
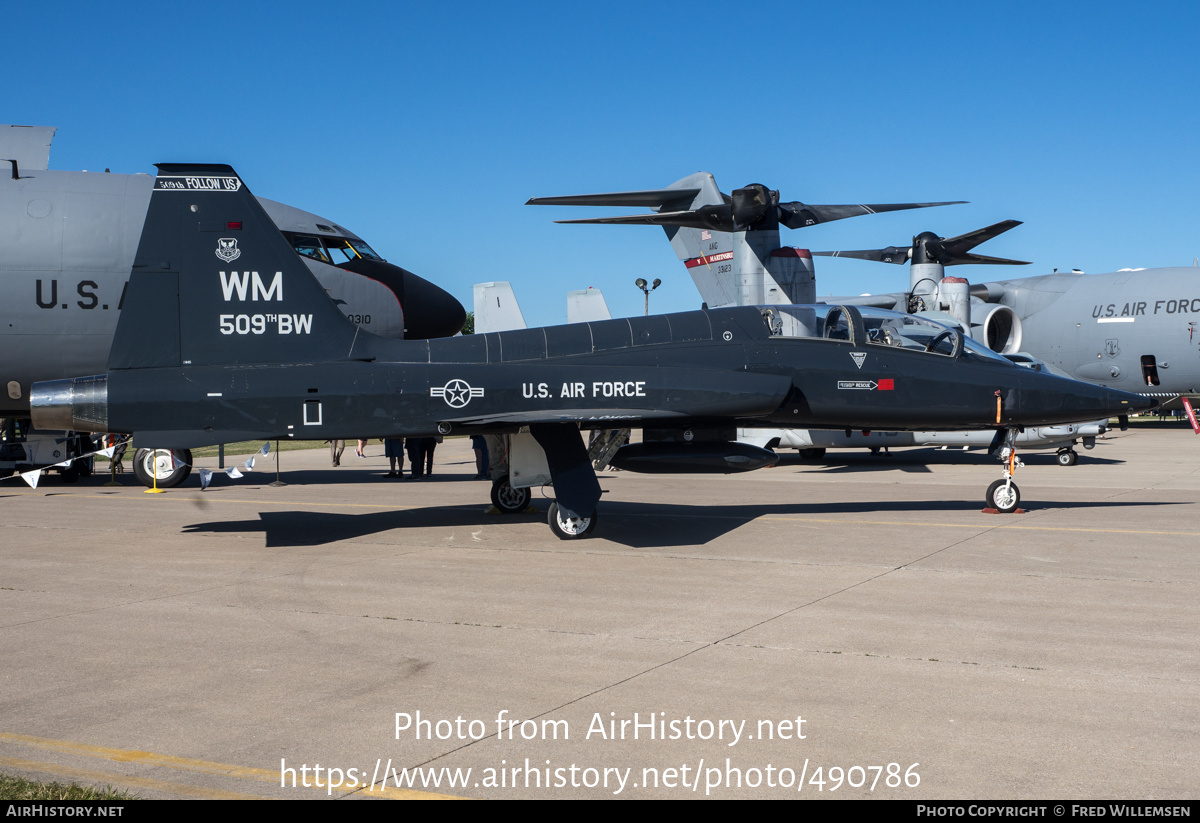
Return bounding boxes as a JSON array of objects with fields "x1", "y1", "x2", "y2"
[
  {"x1": 0, "y1": 125, "x2": 465, "y2": 485},
  {"x1": 29, "y1": 164, "x2": 1153, "y2": 535}
]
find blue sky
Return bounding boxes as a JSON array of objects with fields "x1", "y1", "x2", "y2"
[{"x1": 10, "y1": 1, "x2": 1199, "y2": 326}]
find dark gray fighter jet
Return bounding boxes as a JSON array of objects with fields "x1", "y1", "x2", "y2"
[
  {"x1": 530, "y1": 172, "x2": 1200, "y2": 404},
  {"x1": 30, "y1": 165, "x2": 1154, "y2": 537},
  {"x1": 529, "y1": 173, "x2": 1199, "y2": 464}
]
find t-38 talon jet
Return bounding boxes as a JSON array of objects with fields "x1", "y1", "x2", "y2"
[
  {"x1": 30, "y1": 165, "x2": 1154, "y2": 536},
  {"x1": 1, "y1": 125, "x2": 465, "y2": 486},
  {"x1": 527, "y1": 175, "x2": 1157, "y2": 465}
]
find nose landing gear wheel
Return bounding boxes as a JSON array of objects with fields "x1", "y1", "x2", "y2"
[
  {"x1": 133, "y1": 448, "x2": 193, "y2": 489},
  {"x1": 1056, "y1": 448, "x2": 1078, "y2": 466},
  {"x1": 490, "y1": 475, "x2": 532, "y2": 514},
  {"x1": 985, "y1": 478, "x2": 1020, "y2": 513},
  {"x1": 547, "y1": 501, "x2": 597, "y2": 539}
]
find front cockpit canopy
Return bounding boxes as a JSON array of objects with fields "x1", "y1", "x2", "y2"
[{"x1": 760, "y1": 304, "x2": 1013, "y2": 364}]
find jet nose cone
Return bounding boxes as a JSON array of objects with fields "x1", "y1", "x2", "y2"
[
  {"x1": 338, "y1": 258, "x2": 467, "y2": 339},
  {"x1": 401, "y1": 269, "x2": 468, "y2": 339},
  {"x1": 1016, "y1": 373, "x2": 1159, "y2": 426}
]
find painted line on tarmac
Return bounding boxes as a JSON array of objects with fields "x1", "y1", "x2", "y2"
[
  {"x1": 756, "y1": 515, "x2": 1200, "y2": 537},
  {"x1": 0, "y1": 754, "x2": 260, "y2": 800},
  {"x1": 46, "y1": 493, "x2": 420, "y2": 511},
  {"x1": 0, "y1": 733, "x2": 462, "y2": 800}
]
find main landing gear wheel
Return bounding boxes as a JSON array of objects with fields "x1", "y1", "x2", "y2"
[
  {"x1": 133, "y1": 448, "x2": 193, "y2": 489},
  {"x1": 1056, "y1": 448, "x2": 1078, "y2": 466},
  {"x1": 547, "y1": 501, "x2": 598, "y2": 540},
  {"x1": 985, "y1": 479, "x2": 1021, "y2": 513},
  {"x1": 490, "y1": 475, "x2": 531, "y2": 514}
]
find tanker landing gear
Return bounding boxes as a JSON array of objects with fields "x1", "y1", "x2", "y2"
[{"x1": 133, "y1": 448, "x2": 193, "y2": 489}]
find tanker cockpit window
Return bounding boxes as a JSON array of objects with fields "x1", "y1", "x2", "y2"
[
  {"x1": 284, "y1": 232, "x2": 386, "y2": 265},
  {"x1": 291, "y1": 234, "x2": 330, "y2": 263},
  {"x1": 346, "y1": 239, "x2": 383, "y2": 261}
]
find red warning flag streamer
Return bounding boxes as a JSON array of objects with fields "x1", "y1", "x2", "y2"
[{"x1": 1182, "y1": 397, "x2": 1200, "y2": 434}]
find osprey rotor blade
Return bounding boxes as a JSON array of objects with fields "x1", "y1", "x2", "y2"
[
  {"x1": 819, "y1": 221, "x2": 1028, "y2": 267},
  {"x1": 813, "y1": 247, "x2": 912, "y2": 264},
  {"x1": 779, "y1": 201, "x2": 967, "y2": 229}
]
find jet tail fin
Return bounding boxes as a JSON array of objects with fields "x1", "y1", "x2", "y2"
[
  {"x1": 567, "y1": 288, "x2": 612, "y2": 323},
  {"x1": 0, "y1": 125, "x2": 56, "y2": 172},
  {"x1": 473, "y1": 281, "x2": 528, "y2": 332},
  {"x1": 108, "y1": 164, "x2": 361, "y2": 370}
]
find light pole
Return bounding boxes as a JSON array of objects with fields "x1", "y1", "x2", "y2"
[{"x1": 635, "y1": 278, "x2": 661, "y2": 316}]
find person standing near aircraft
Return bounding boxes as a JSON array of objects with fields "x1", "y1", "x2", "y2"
[
  {"x1": 384, "y1": 436, "x2": 405, "y2": 478},
  {"x1": 471, "y1": 435, "x2": 489, "y2": 479},
  {"x1": 405, "y1": 437, "x2": 429, "y2": 480},
  {"x1": 423, "y1": 436, "x2": 438, "y2": 477},
  {"x1": 328, "y1": 439, "x2": 345, "y2": 467}
]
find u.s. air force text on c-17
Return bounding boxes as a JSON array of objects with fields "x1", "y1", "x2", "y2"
[
  {"x1": 34, "y1": 279, "x2": 126, "y2": 311},
  {"x1": 1092, "y1": 299, "x2": 1200, "y2": 318}
]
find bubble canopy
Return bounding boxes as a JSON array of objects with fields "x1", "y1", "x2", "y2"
[{"x1": 758, "y1": 304, "x2": 1013, "y2": 365}]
